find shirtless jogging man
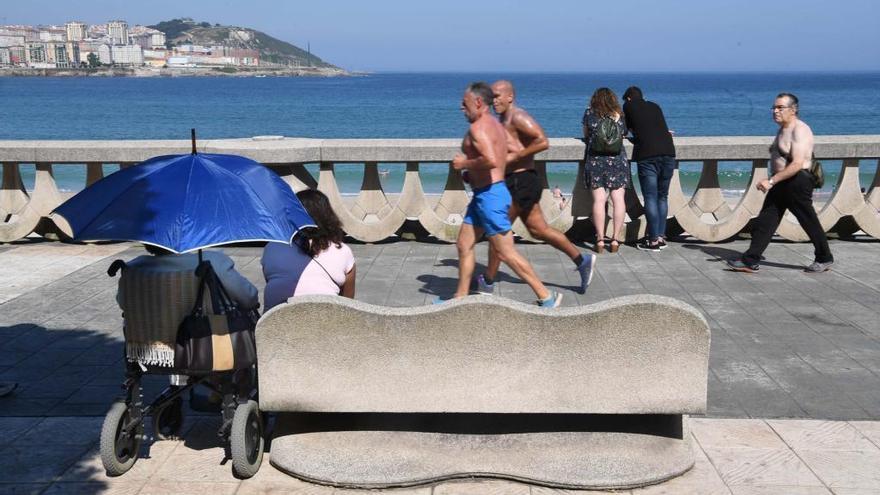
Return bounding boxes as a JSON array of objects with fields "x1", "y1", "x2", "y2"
[
  {"x1": 727, "y1": 93, "x2": 833, "y2": 273},
  {"x1": 446, "y1": 82, "x2": 562, "y2": 308},
  {"x1": 477, "y1": 80, "x2": 595, "y2": 294}
]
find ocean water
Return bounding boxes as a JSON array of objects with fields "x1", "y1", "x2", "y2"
[{"x1": 2, "y1": 72, "x2": 879, "y2": 195}]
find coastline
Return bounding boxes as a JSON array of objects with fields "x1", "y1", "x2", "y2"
[{"x1": 0, "y1": 66, "x2": 353, "y2": 78}]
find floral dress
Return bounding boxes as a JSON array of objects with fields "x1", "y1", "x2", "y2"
[{"x1": 582, "y1": 108, "x2": 630, "y2": 190}]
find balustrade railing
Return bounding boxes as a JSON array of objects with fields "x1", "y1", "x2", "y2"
[{"x1": 1, "y1": 136, "x2": 879, "y2": 244}]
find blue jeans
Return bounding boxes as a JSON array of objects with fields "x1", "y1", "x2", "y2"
[{"x1": 637, "y1": 156, "x2": 676, "y2": 240}]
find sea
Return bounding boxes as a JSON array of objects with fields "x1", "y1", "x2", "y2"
[{"x1": 2, "y1": 72, "x2": 879, "y2": 196}]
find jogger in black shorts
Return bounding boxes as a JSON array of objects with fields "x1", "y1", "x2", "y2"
[{"x1": 479, "y1": 80, "x2": 596, "y2": 294}]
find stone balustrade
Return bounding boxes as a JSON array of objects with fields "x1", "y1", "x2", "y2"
[{"x1": 1, "y1": 136, "x2": 879, "y2": 244}]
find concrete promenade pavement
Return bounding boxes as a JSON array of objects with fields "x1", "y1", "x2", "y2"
[{"x1": 2, "y1": 237, "x2": 880, "y2": 493}]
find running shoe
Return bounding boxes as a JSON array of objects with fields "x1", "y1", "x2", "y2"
[
  {"x1": 537, "y1": 290, "x2": 563, "y2": 309},
  {"x1": 726, "y1": 259, "x2": 759, "y2": 273},
  {"x1": 576, "y1": 254, "x2": 596, "y2": 294},
  {"x1": 475, "y1": 274, "x2": 496, "y2": 295},
  {"x1": 657, "y1": 237, "x2": 668, "y2": 250}
]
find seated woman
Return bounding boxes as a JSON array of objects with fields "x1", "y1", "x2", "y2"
[{"x1": 261, "y1": 189, "x2": 356, "y2": 311}]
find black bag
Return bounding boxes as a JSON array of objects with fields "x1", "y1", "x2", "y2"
[
  {"x1": 809, "y1": 154, "x2": 824, "y2": 189},
  {"x1": 590, "y1": 116, "x2": 623, "y2": 155},
  {"x1": 174, "y1": 261, "x2": 258, "y2": 373}
]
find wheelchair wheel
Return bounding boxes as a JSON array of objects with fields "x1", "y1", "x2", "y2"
[
  {"x1": 100, "y1": 401, "x2": 143, "y2": 476},
  {"x1": 230, "y1": 400, "x2": 264, "y2": 478},
  {"x1": 153, "y1": 397, "x2": 184, "y2": 440}
]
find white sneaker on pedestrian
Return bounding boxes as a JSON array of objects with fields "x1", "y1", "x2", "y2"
[{"x1": 805, "y1": 260, "x2": 833, "y2": 273}]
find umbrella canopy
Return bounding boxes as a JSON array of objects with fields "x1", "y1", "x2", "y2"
[{"x1": 52, "y1": 153, "x2": 315, "y2": 253}]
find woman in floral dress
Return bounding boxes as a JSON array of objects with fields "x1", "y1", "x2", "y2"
[{"x1": 582, "y1": 87, "x2": 629, "y2": 253}]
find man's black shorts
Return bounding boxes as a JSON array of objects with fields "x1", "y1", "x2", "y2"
[{"x1": 505, "y1": 169, "x2": 543, "y2": 212}]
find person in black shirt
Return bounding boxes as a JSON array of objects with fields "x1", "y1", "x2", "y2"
[{"x1": 622, "y1": 86, "x2": 676, "y2": 252}]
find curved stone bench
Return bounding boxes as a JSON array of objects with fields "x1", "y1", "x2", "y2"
[{"x1": 255, "y1": 294, "x2": 710, "y2": 490}]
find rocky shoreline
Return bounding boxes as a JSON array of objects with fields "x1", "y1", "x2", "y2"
[{"x1": 0, "y1": 66, "x2": 353, "y2": 77}]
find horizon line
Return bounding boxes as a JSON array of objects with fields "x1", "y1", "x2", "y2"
[{"x1": 352, "y1": 69, "x2": 880, "y2": 75}]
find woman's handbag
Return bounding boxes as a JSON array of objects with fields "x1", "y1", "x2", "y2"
[
  {"x1": 809, "y1": 154, "x2": 825, "y2": 189},
  {"x1": 174, "y1": 261, "x2": 258, "y2": 373}
]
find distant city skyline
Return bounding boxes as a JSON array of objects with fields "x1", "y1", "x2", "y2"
[{"x1": 3, "y1": 0, "x2": 879, "y2": 72}]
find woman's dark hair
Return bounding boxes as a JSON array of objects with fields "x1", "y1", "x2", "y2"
[
  {"x1": 590, "y1": 87, "x2": 622, "y2": 118},
  {"x1": 296, "y1": 189, "x2": 345, "y2": 257}
]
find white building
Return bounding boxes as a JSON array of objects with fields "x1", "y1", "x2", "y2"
[
  {"x1": 2, "y1": 26, "x2": 41, "y2": 42},
  {"x1": 0, "y1": 33, "x2": 26, "y2": 48},
  {"x1": 107, "y1": 20, "x2": 128, "y2": 45},
  {"x1": 111, "y1": 44, "x2": 143, "y2": 66},
  {"x1": 150, "y1": 32, "x2": 166, "y2": 49},
  {"x1": 39, "y1": 29, "x2": 65, "y2": 42},
  {"x1": 166, "y1": 56, "x2": 193, "y2": 67},
  {"x1": 190, "y1": 55, "x2": 236, "y2": 66},
  {"x1": 129, "y1": 29, "x2": 166, "y2": 50},
  {"x1": 0, "y1": 47, "x2": 11, "y2": 65},
  {"x1": 97, "y1": 44, "x2": 112, "y2": 65},
  {"x1": 65, "y1": 21, "x2": 88, "y2": 42}
]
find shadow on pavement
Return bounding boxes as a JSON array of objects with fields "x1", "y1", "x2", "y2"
[
  {"x1": 681, "y1": 243, "x2": 805, "y2": 270},
  {"x1": 421, "y1": 259, "x2": 580, "y2": 295}
]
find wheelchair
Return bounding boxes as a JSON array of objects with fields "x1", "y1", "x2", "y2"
[{"x1": 100, "y1": 259, "x2": 264, "y2": 479}]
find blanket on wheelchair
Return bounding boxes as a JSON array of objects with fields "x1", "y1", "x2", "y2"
[{"x1": 118, "y1": 268, "x2": 200, "y2": 367}]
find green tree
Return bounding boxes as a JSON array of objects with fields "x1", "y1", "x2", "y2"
[{"x1": 87, "y1": 52, "x2": 100, "y2": 68}]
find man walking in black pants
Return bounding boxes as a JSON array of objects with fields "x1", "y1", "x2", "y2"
[
  {"x1": 622, "y1": 86, "x2": 676, "y2": 252},
  {"x1": 727, "y1": 93, "x2": 833, "y2": 273}
]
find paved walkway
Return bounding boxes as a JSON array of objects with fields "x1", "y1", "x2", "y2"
[{"x1": 2, "y1": 237, "x2": 880, "y2": 493}]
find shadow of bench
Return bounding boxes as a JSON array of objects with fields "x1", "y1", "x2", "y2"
[{"x1": 255, "y1": 294, "x2": 710, "y2": 490}]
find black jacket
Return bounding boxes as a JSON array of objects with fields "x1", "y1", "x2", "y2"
[{"x1": 622, "y1": 98, "x2": 675, "y2": 161}]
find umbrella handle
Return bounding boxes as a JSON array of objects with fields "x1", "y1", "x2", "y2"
[
  {"x1": 107, "y1": 259, "x2": 126, "y2": 277},
  {"x1": 191, "y1": 128, "x2": 197, "y2": 154}
]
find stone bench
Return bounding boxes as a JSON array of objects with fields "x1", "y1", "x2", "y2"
[{"x1": 255, "y1": 294, "x2": 710, "y2": 490}]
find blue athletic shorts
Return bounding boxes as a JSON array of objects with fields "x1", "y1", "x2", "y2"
[{"x1": 463, "y1": 181, "x2": 512, "y2": 237}]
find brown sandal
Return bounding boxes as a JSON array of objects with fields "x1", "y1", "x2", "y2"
[
  {"x1": 594, "y1": 237, "x2": 607, "y2": 254},
  {"x1": 609, "y1": 238, "x2": 620, "y2": 253}
]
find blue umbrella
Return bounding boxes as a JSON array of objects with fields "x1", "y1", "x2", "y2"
[{"x1": 52, "y1": 152, "x2": 315, "y2": 253}]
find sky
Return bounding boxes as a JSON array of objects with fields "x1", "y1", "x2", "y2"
[{"x1": 3, "y1": 0, "x2": 879, "y2": 72}]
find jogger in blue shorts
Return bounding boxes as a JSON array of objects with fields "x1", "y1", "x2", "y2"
[{"x1": 449, "y1": 82, "x2": 562, "y2": 308}]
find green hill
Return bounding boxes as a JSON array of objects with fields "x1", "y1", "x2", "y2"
[{"x1": 147, "y1": 18, "x2": 339, "y2": 69}]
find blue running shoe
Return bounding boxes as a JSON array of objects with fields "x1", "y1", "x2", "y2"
[
  {"x1": 537, "y1": 290, "x2": 563, "y2": 309},
  {"x1": 576, "y1": 254, "x2": 596, "y2": 294},
  {"x1": 476, "y1": 274, "x2": 495, "y2": 295}
]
